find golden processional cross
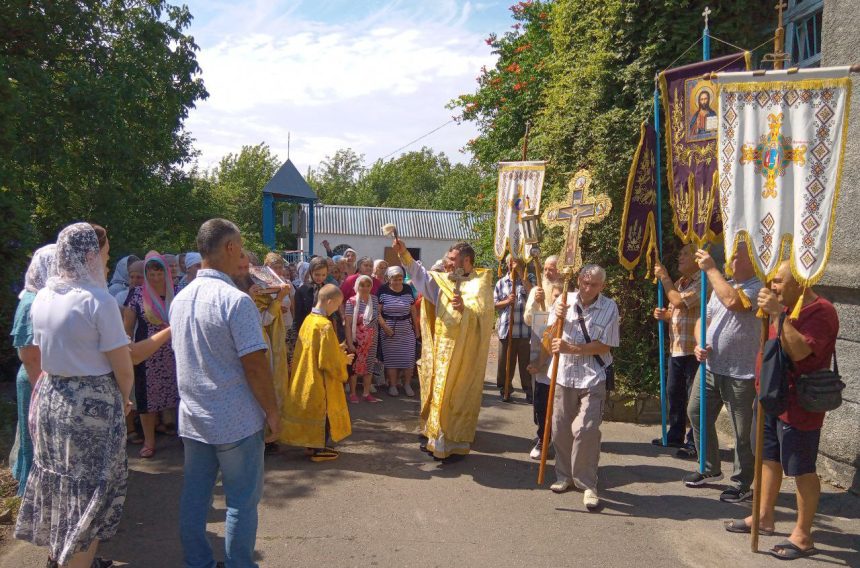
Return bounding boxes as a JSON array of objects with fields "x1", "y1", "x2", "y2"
[
  {"x1": 740, "y1": 112, "x2": 807, "y2": 199},
  {"x1": 543, "y1": 169, "x2": 612, "y2": 272}
]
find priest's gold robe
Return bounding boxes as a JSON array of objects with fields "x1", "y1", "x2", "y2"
[
  {"x1": 279, "y1": 313, "x2": 351, "y2": 448},
  {"x1": 254, "y1": 293, "x2": 290, "y2": 411},
  {"x1": 404, "y1": 253, "x2": 494, "y2": 458}
]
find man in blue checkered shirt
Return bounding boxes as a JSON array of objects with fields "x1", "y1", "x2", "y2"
[{"x1": 495, "y1": 256, "x2": 534, "y2": 402}]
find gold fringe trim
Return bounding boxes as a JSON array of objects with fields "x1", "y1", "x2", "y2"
[
  {"x1": 719, "y1": 77, "x2": 851, "y2": 94},
  {"x1": 790, "y1": 289, "x2": 805, "y2": 321},
  {"x1": 736, "y1": 287, "x2": 752, "y2": 310}
]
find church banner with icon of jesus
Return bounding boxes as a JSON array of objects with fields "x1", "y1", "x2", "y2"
[
  {"x1": 494, "y1": 161, "x2": 546, "y2": 260},
  {"x1": 659, "y1": 52, "x2": 750, "y2": 246},
  {"x1": 715, "y1": 67, "x2": 852, "y2": 300}
]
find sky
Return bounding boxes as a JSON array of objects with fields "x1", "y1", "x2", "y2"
[{"x1": 182, "y1": 0, "x2": 515, "y2": 174}]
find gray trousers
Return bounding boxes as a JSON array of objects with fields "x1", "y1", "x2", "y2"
[
  {"x1": 552, "y1": 384, "x2": 605, "y2": 492},
  {"x1": 688, "y1": 370, "x2": 756, "y2": 489}
]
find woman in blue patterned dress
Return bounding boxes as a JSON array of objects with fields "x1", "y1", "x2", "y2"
[
  {"x1": 10, "y1": 244, "x2": 56, "y2": 497},
  {"x1": 378, "y1": 266, "x2": 418, "y2": 397},
  {"x1": 15, "y1": 222, "x2": 135, "y2": 568}
]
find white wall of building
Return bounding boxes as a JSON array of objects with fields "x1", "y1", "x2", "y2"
[{"x1": 299, "y1": 234, "x2": 459, "y2": 265}]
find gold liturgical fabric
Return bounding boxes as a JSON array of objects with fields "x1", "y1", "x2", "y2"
[
  {"x1": 418, "y1": 268, "x2": 494, "y2": 459},
  {"x1": 279, "y1": 313, "x2": 352, "y2": 448}
]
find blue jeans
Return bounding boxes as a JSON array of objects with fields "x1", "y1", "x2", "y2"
[{"x1": 180, "y1": 430, "x2": 265, "y2": 568}]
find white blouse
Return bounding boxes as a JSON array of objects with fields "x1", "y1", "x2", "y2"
[{"x1": 32, "y1": 284, "x2": 130, "y2": 377}]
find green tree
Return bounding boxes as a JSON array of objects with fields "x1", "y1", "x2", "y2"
[
  {"x1": 0, "y1": 0, "x2": 209, "y2": 370},
  {"x1": 454, "y1": 0, "x2": 773, "y2": 395},
  {"x1": 309, "y1": 148, "x2": 366, "y2": 204},
  {"x1": 208, "y1": 143, "x2": 282, "y2": 241}
]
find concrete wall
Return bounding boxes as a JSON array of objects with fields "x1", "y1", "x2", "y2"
[
  {"x1": 301, "y1": 234, "x2": 460, "y2": 267},
  {"x1": 818, "y1": 0, "x2": 860, "y2": 493}
]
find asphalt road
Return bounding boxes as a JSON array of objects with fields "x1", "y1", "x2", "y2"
[{"x1": 2, "y1": 359, "x2": 858, "y2": 568}]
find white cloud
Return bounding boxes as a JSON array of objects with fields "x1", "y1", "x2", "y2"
[{"x1": 184, "y1": 1, "x2": 501, "y2": 174}]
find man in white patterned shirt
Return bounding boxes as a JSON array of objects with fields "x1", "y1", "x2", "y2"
[{"x1": 547, "y1": 264, "x2": 620, "y2": 511}]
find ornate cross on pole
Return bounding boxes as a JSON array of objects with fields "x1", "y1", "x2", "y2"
[
  {"x1": 543, "y1": 170, "x2": 612, "y2": 272},
  {"x1": 448, "y1": 267, "x2": 467, "y2": 295},
  {"x1": 702, "y1": 6, "x2": 711, "y2": 28}
]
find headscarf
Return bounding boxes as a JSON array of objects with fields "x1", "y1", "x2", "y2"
[
  {"x1": 351, "y1": 274, "x2": 374, "y2": 340},
  {"x1": 295, "y1": 261, "x2": 310, "y2": 287},
  {"x1": 108, "y1": 255, "x2": 137, "y2": 294},
  {"x1": 142, "y1": 251, "x2": 174, "y2": 326},
  {"x1": 184, "y1": 252, "x2": 202, "y2": 269},
  {"x1": 48, "y1": 223, "x2": 106, "y2": 293},
  {"x1": 23, "y1": 244, "x2": 57, "y2": 297},
  {"x1": 385, "y1": 266, "x2": 404, "y2": 280}
]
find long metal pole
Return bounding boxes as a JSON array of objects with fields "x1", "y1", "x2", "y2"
[
  {"x1": 697, "y1": 20, "x2": 711, "y2": 475},
  {"x1": 654, "y1": 86, "x2": 668, "y2": 446}
]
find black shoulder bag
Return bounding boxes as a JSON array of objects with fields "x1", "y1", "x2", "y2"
[
  {"x1": 796, "y1": 351, "x2": 844, "y2": 412},
  {"x1": 759, "y1": 313, "x2": 792, "y2": 416},
  {"x1": 575, "y1": 305, "x2": 615, "y2": 392}
]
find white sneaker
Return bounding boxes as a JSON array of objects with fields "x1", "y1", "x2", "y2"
[
  {"x1": 550, "y1": 479, "x2": 572, "y2": 493},
  {"x1": 583, "y1": 489, "x2": 600, "y2": 510},
  {"x1": 388, "y1": 386, "x2": 399, "y2": 397},
  {"x1": 529, "y1": 443, "x2": 542, "y2": 460},
  {"x1": 403, "y1": 383, "x2": 415, "y2": 397}
]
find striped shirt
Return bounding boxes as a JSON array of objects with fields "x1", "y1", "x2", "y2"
[
  {"x1": 494, "y1": 275, "x2": 532, "y2": 339},
  {"x1": 669, "y1": 272, "x2": 702, "y2": 357},
  {"x1": 546, "y1": 291, "x2": 620, "y2": 389}
]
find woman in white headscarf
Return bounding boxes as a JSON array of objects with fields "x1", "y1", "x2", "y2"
[
  {"x1": 107, "y1": 254, "x2": 139, "y2": 297},
  {"x1": 10, "y1": 244, "x2": 56, "y2": 497},
  {"x1": 344, "y1": 275, "x2": 381, "y2": 403},
  {"x1": 15, "y1": 223, "x2": 134, "y2": 568}
]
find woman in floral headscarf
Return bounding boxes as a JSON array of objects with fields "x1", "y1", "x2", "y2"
[
  {"x1": 9, "y1": 244, "x2": 56, "y2": 496},
  {"x1": 123, "y1": 251, "x2": 178, "y2": 457}
]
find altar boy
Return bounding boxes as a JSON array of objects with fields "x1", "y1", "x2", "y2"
[{"x1": 280, "y1": 284, "x2": 354, "y2": 461}]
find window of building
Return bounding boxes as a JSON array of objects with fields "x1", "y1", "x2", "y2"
[
  {"x1": 384, "y1": 247, "x2": 420, "y2": 267},
  {"x1": 785, "y1": 0, "x2": 824, "y2": 68}
]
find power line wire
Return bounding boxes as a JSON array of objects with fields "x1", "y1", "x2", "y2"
[{"x1": 378, "y1": 118, "x2": 457, "y2": 161}]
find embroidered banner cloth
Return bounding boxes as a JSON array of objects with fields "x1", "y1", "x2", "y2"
[
  {"x1": 715, "y1": 67, "x2": 852, "y2": 287},
  {"x1": 659, "y1": 52, "x2": 750, "y2": 246},
  {"x1": 618, "y1": 121, "x2": 658, "y2": 278},
  {"x1": 494, "y1": 161, "x2": 546, "y2": 259}
]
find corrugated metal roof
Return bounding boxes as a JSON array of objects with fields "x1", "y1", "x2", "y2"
[{"x1": 300, "y1": 204, "x2": 486, "y2": 240}]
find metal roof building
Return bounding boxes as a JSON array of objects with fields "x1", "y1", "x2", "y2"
[
  {"x1": 300, "y1": 204, "x2": 484, "y2": 240},
  {"x1": 296, "y1": 204, "x2": 487, "y2": 264}
]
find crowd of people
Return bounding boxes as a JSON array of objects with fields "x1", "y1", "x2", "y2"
[{"x1": 7, "y1": 217, "x2": 841, "y2": 566}]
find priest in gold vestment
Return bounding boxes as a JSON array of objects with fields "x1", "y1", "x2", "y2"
[{"x1": 392, "y1": 239, "x2": 494, "y2": 460}]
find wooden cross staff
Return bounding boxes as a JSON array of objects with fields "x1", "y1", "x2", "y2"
[{"x1": 537, "y1": 268, "x2": 573, "y2": 485}]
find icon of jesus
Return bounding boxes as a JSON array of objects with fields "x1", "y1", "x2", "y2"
[{"x1": 689, "y1": 90, "x2": 717, "y2": 136}]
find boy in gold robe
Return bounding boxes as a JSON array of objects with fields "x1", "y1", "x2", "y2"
[{"x1": 280, "y1": 284, "x2": 354, "y2": 461}]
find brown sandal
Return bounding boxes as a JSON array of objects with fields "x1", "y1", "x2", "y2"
[{"x1": 139, "y1": 446, "x2": 156, "y2": 458}]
